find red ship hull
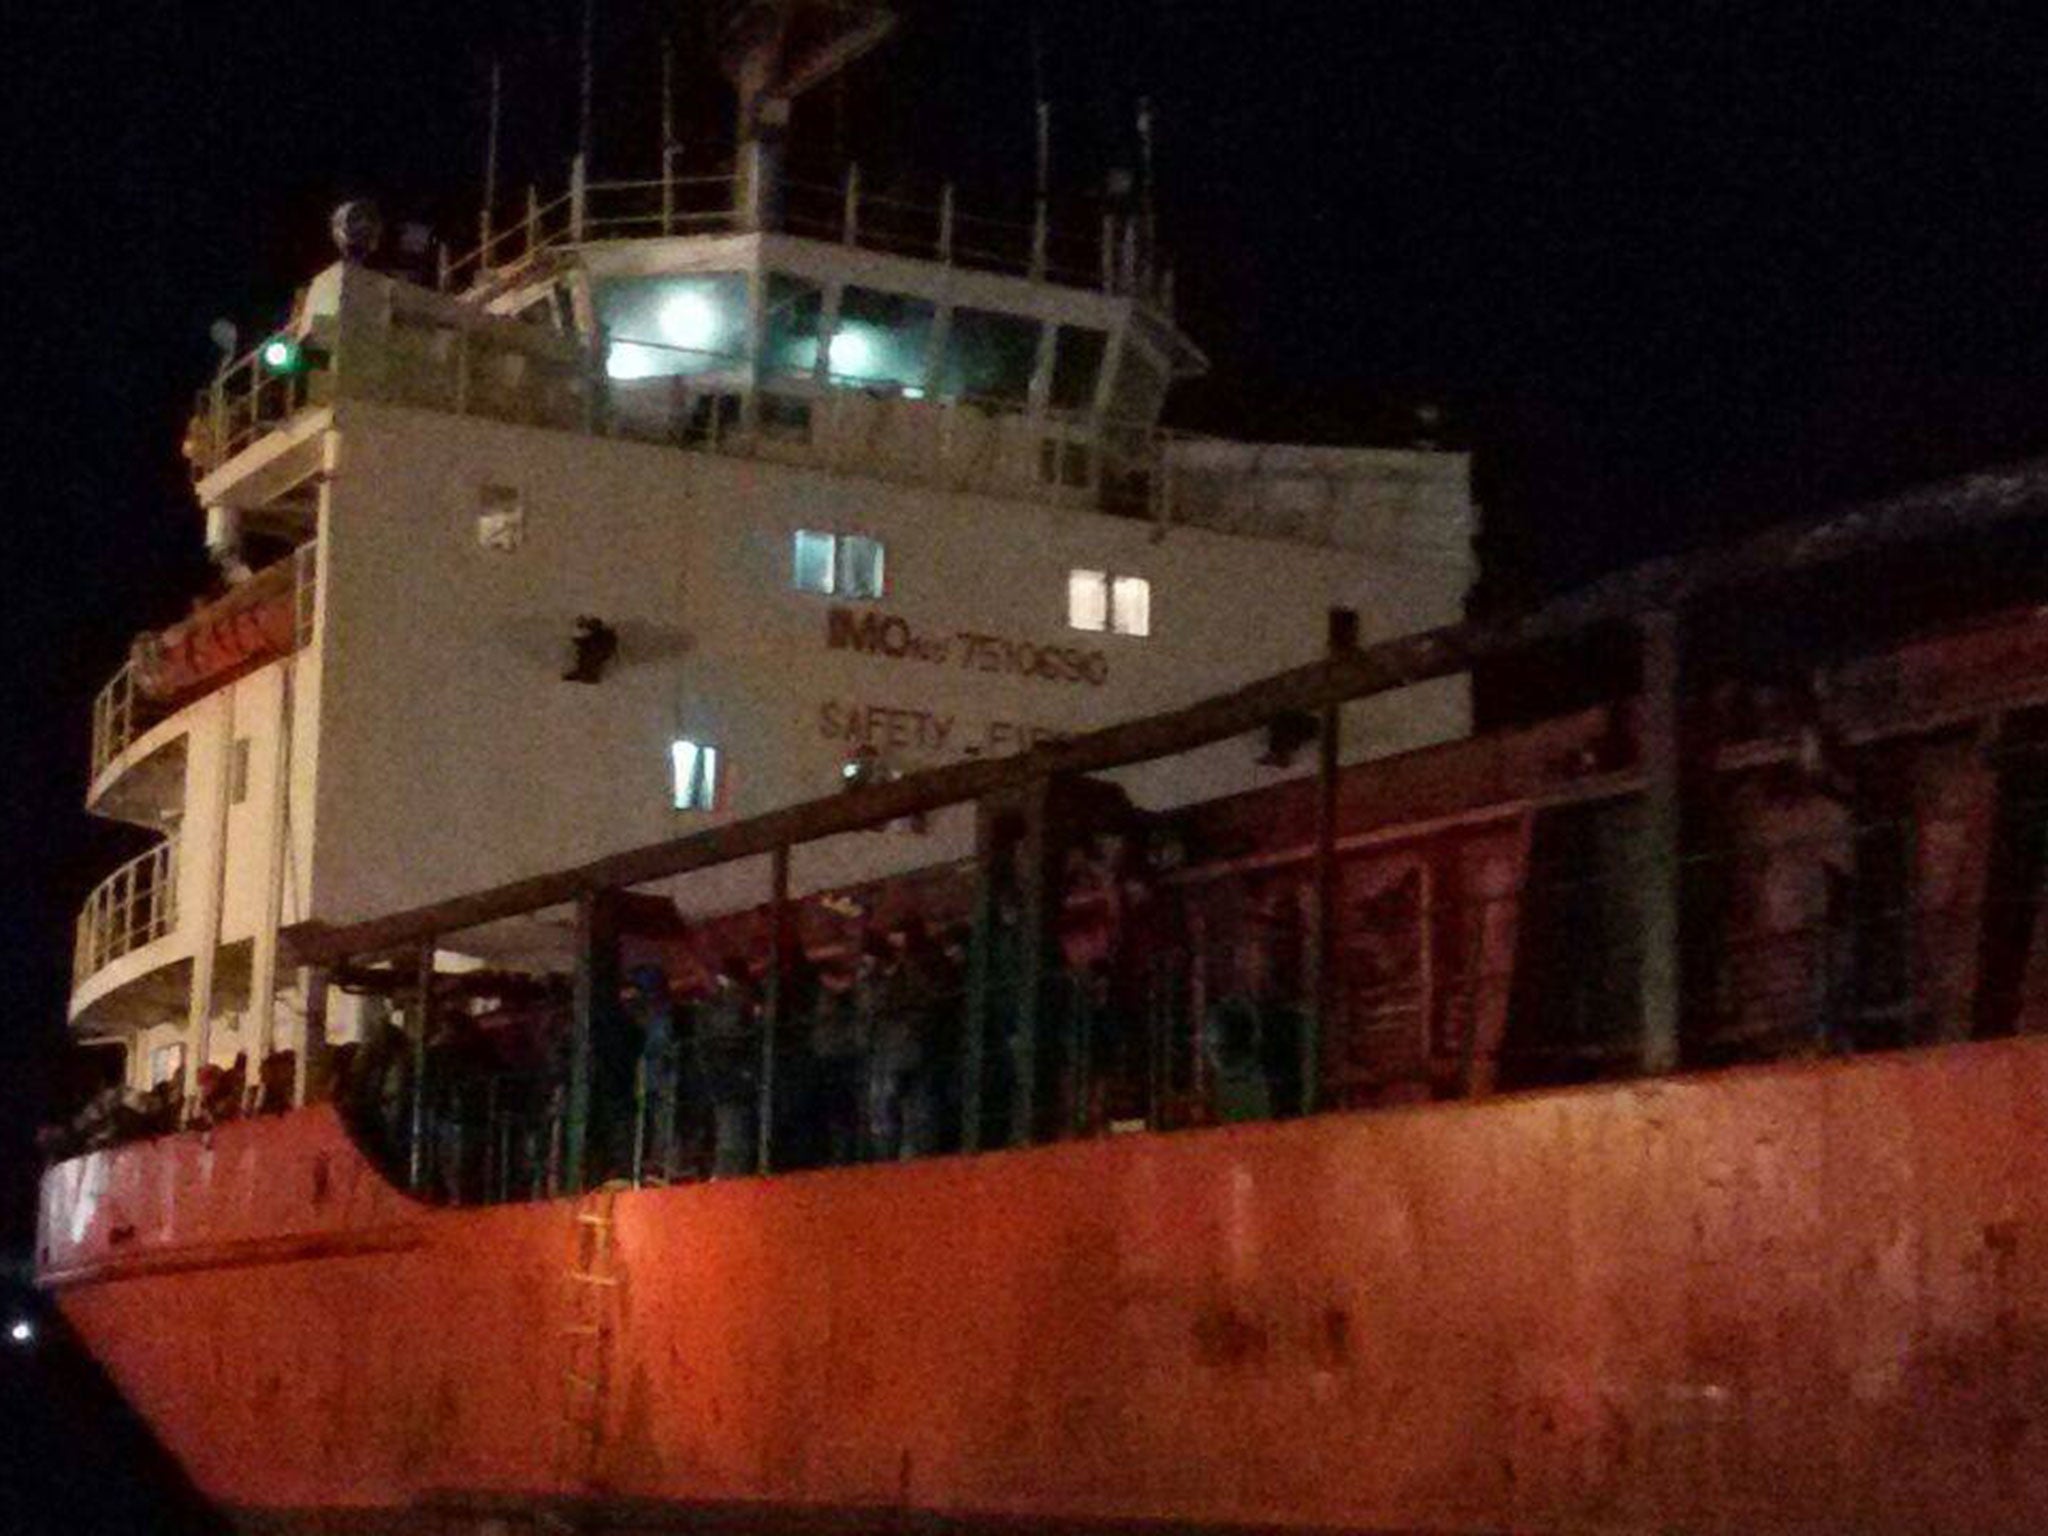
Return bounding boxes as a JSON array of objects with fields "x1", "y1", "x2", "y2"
[{"x1": 38, "y1": 1036, "x2": 2048, "y2": 1534}]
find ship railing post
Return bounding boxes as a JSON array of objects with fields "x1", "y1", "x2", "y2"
[
  {"x1": 1013, "y1": 776, "x2": 1062, "y2": 1146},
  {"x1": 453, "y1": 323, "x2": 473, "y2": 416},
  {"x1": 1100, "y1": 213, "x2": 1116, "y2": 292},
  {"x1": 843, "y1": 162, "x2": 861, "y2": 247},
  {"x1": 567, "y1": 888, "x2": 619, "y2": 1194},
  {"x1": 961, "y1": 799, "x2": 999, "y2": 1153},
  {"x1": 1031, "y1": 198, "x2": 1049, "y2": 282},
  {"x1": 410, "y1": 942, "x2": 434, "y2": 1193},
  {"x1": 1304, "y1": 608, "x2": 1358, "y2": 1118},
  {"x1": 1638, "y1": 608, "x2": 1684, "y2": 1075},
  {"x1": 631, "y1": 1057, "x2": 647, "y2": 1186},
  {"x1": 209, "y1": 378, "x2": 228, "y2": 478},
  {"x1": 759, "y1": 845, "x2": 791, "y2": 1174},
  {"x1": 296, "y1": 965, "x2": 330, "y2": 1109},
  {"x1": 938, "y1": 183, "x2": 956, "y2": 265},
  {"x1": 569, "y1": 153, "x2": 589, "y2": 244},
  {"x1": 526, "y1": 184, "x2": 542, "y2": 260}
]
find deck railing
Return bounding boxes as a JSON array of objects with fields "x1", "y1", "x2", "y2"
[
  {"x1": 189, "y1": 298, "x2": 1189, "y2": 526},
  {"x1": 437, "y1": 164, "x2": 1133, "y2": 298},
  {"x1": 74, "y1": 838, "x2": 179, "y2": 987},
  {"x1": 89, "y1": 659, "x2": 168, "y2": 796}
]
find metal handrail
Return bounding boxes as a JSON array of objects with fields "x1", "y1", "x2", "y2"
[
  {"x1": 436, "y1": 165, "x2": 1133, "y2": 300},
  {"x1": 89, "y1": 657, "x2": 166, "y2": 792},
  {"x1": 74, "y1": 838, "x2": 180, "y2": 986}
]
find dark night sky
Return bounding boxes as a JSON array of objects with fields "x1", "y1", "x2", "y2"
[{"x1": 9, "y1": 0, "x2": 2048, "y2": 1249}]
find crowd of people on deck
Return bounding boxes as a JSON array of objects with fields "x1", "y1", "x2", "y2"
[
  {"x1": 35, "y1": 1048, "x2": 302, "y2": 1160},
  {"x1": 325, "y1": 891, "x2": 1313, "y2": 1203}
]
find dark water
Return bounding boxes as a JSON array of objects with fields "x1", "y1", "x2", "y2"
[{"x1": 0, "y1": 1277, "x2": 225, "y2": 1536}]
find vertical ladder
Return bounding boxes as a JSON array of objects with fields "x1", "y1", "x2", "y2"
[{"x1": 559, "y1": 1184, "x2": 626, "y2": 1489}]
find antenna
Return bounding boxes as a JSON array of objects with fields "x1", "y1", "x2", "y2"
[
  {"x1": 1029, "y1": 6, "x2": 1051, "y2": 202},
  {"x1": 719, "y1": 3, "x2": 900, "y2": 232},
  {"x1": 481, "y1": 58, "x2": 503, "y2": 251},
  {"x1": 660, "y1": 32, "x2": 678, "y2": 234},
  {"x1": 1136, "y1": 97, "x2": 1156, "y2": 283},
  {"x1": 661, "y1": 32, "x2": 676, "y2": 165},
  {"x1": 578, "y1": 0, "x2": 596, "y2": 168}
]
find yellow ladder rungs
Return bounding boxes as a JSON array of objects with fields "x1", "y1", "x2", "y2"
[{"x1": 566, "y1": 1270, "x2": 620, "y2": 1285}]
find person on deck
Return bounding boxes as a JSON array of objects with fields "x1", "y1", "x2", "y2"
[
  {"x1": 807, "y1": 957, "x2": 868, "y2": 1164},
  {"x1": 694, "y1": 956, "x2": 760, "y2": 1177},
  {"x1": 624, "y1": 965, "x2": 680, "y2": 1181}
]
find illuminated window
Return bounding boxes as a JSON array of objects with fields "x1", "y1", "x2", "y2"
[
  {"x1": 1068, "y1": 569, "x2": 1109, "y2": 632},
  {"x1": 1111, "y1": 575, "x2": 1151, "y2": 637},
  {"x1": 1068, "y1": 570, "x2": 1150, "y2": 636},
  {"x1": 595, "y1": 273, "x2": 747, "y2": 380},
  {"x1": 827, "y1": 288, "x2": 935, "y2": 391},
  {"x1": 671, "y1": 740, "x2": 720, "y2": 811},
  {"x1": 792, "y1": 530, "x2": 885, "y2": 600},
  {"x1": 149, "y1": 1041, "x2": 185, "y2": 1088}
]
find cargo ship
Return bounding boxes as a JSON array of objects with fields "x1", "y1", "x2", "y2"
[{"x1": 37, "y1": 5, "x2": 2048, "y2": 1533}]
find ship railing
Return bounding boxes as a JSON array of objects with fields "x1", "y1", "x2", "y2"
[
  {"x1": 191, "y1": 333, "x2": 334, "y2": 478},
  {"x1": 185, "y1": 274, "x2": 1217, "y2": 533},
  {"x1": 331, "y1": 792, "x2": 2048, "y2": 1208},
  {"x1": 313, "y1": 735, "x2": 2048, "y2": 1204},
  {"x1": 90, "y1": 656, "x2": 169, "y2": 791},
  {"x1": 436, "y1": 160, "x2": 1145, "y2": 300},
  {"x1": 74, "y1": 838, "x2": 179, "y2": 987}
]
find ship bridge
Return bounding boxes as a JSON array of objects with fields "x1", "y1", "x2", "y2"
[{"x1": 187, "y1": 158, "x2": 1210, "y2": 537}]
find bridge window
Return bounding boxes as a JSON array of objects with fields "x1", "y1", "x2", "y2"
[
  {"x1": 937, "y1": 307, "x2": 1041, "y2": 405},
  {"x1": 1069, "y1": 570, "x2": 1151, "y2": 636},
  {"x1": 1049, "y1": 325, "x2": 1108, "y2": 413},
  {"x1": 763, "y1": 273, "x2": 824, "y2": 378},
  {"x1": 597, "y1": 273, "x2": 747, "y2": 380},
  {"x1": 828, "y1": 287, "x2": 935, "y2": 391},
  {"x1": 671, "y1": 739, "x2": 721, "y2": 811},
  {"x1": 794, "y1": 530, "x2": 885, "y2": 599}
]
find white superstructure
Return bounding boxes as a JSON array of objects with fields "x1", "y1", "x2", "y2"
[{"x1": 70, "y1": 14, "x2": 1476, "y2": 1099}]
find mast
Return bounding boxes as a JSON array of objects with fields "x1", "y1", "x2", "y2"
[{"x1": 717, "y1": 1, "x2": 899, "y2": 231}]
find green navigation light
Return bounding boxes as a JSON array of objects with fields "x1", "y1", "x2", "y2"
[{"x1": 260, "y1": 336, "x2": 303, "y2": 375}]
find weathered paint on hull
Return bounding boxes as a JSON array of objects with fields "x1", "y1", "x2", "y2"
[{"x1": 38, "y1": 1037, "x2": 2048, "y2": 1535}]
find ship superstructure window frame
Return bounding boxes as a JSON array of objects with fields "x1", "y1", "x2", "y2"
[
  {"x1": 671, "y1": 739, "x2": 721, "y2": 812},
  {"x1": 1068, "y1": 570, "x2": 1151, "y2": 637},
  {"x1": 793, "y1": 530, "x2": 885, "y2": 600}
]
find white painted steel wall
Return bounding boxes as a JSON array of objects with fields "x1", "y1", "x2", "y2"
[{"x1": 308, "y1": 400, "x2": 1472, "y2": 931}]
